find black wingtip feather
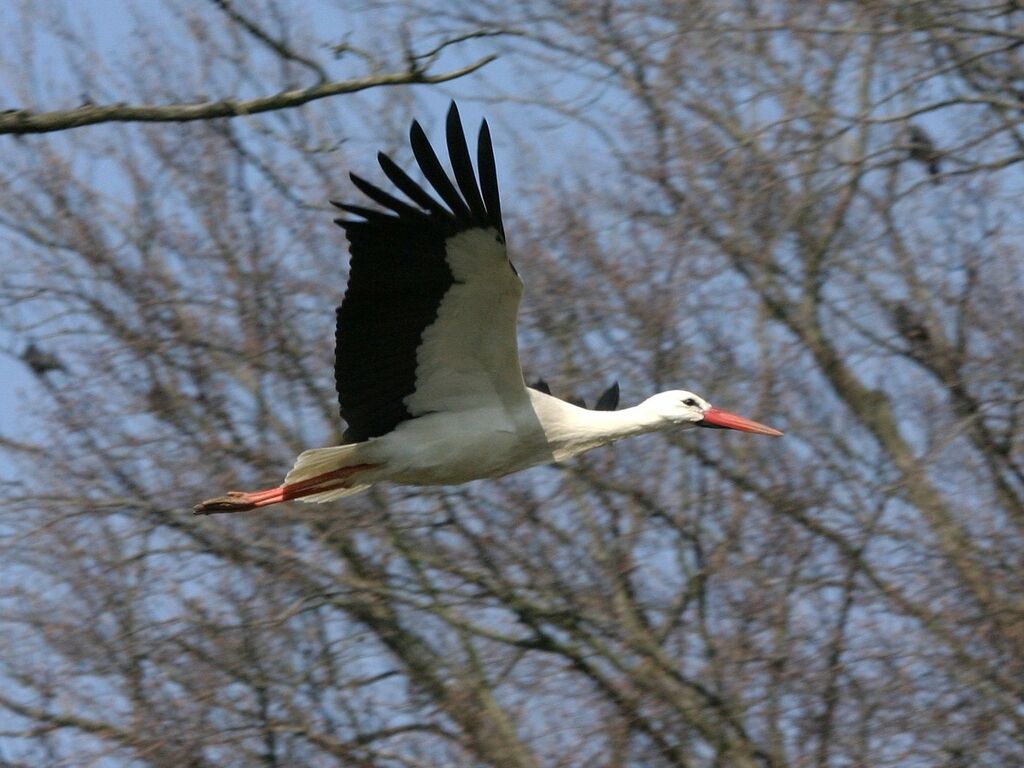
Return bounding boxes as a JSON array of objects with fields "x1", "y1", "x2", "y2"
[
  {"x1": 377, "y1": 151, "x2": 448, "y2": 217},
  {"x1": 410, "y1": 119, "x2": 473, "y2": 220},
  {"x1": 350, "y1": 172, "x2": 423, "y2": 218},
  {"x1": 335, "y1": 203, "x2": 393, "y2": 222},
  {"x1": 530, "y1": 378, "x2": 551, "y2": 395},
  {"x1": 476, "y1": 120, "x2": 503, "y2": 235},
  {"x1": 595, "y1": 381, "x2": 620, "y2": 411},
  {"x1": 446, "y1": 103, "x2": 489, "y2": 224}
]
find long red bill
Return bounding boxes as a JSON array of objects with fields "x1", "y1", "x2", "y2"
[{"x1": 699, "y1": 407, "x2": 784, "y2": 436}]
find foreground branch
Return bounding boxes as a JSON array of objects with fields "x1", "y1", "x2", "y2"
[{"x1": 0, "y1": 56, "x2": 495, "y2": 136}]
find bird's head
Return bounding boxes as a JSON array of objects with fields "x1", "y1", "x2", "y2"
[{"x1": 645, "y1": 390, "x2": 783, "y2": 436}]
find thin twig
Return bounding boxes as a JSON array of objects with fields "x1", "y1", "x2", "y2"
[{"x1": 208, "y1": 0, "x2": 330, "y2": 82}]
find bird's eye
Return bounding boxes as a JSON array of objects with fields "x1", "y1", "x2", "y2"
[{"x1": 682, "y1": 398, "x2": 697, "y2": 407}]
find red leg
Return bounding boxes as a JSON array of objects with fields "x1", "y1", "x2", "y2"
[{"x1": 193, "y1": 463, "x2": 379, "y2": 515}]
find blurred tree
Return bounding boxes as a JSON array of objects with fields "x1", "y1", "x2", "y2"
[{"x1": 1, "y1": 1, "x2": 1023, "y2": 766}]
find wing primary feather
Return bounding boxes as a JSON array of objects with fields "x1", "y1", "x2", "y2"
[
  {"x1": 445, "y1": 103, "x2": 488, "y2": 223},
  {"x1": 530, "y1": 378, "x2": 551, "y2": 395},
  {"x1": 349, "y1": 173, "x2": 423, "y2": 218},
  {"x1": 595, "y1": 381, "x2": 620, "y2": 411},
  {"x1": 476, "y1": 120, "x2": 503, "y2": 234},
  {"x1": 377, "y1": 151, "x2": 449, "y2": 217},
  {"x1": 333, "y1": 204, "x2": 392, "y2": 222},
  {"x1": 410, "y1": 120, "x2": 472, "y2": 220}
]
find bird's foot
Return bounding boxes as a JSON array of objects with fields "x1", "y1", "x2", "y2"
[
  {"x1": 193, "y1": 491, "x2": 258, "y2": 515},
  {"x1": 193, "y1": 464, "x2": 379, "y2": 515}
]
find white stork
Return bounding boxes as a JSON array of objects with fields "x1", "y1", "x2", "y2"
[{"x1": 194, "y1": 104, "x2": 782, "y2": 514}]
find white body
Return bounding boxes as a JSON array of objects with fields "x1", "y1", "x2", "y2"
[
  {"x1": 282, "y1": 389, "x2": 701, "y2": 504},
  {"x1": 359, "y1": 388, "x2": 673, "y2": 486}
]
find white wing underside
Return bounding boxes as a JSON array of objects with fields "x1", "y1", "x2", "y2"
[{"x1": 404, "y1": 228, "x2": 527, "y2": 415}]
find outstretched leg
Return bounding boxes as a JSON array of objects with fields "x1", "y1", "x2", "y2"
[{"x1": 193, "y1": 463, "x2": 379, "y2": 515}]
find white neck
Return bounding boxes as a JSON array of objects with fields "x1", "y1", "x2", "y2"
[{"x1": 533, "y1": 396, "x2": 668, "y2": 461}]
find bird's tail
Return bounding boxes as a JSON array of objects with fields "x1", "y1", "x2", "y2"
[{"x1": 284, "y1": 444, "x2": 374, "y2": 503}]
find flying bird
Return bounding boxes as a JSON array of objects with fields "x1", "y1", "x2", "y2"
[{"x1": 194, "y1": 105, "x2": 782, "y2": 514}]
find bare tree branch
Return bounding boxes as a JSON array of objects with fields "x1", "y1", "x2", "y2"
[{"x1": 0, "y1": 56, "x2": 495, "y2": 136}]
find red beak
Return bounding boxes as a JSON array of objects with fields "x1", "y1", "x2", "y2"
[{"x1": 699, "y1": 407, "x2": 784, "y2": 436}]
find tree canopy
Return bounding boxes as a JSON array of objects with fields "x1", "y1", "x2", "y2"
[{"x1": 2, "y1": 1, "x2": 1023, "y2": 765}]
